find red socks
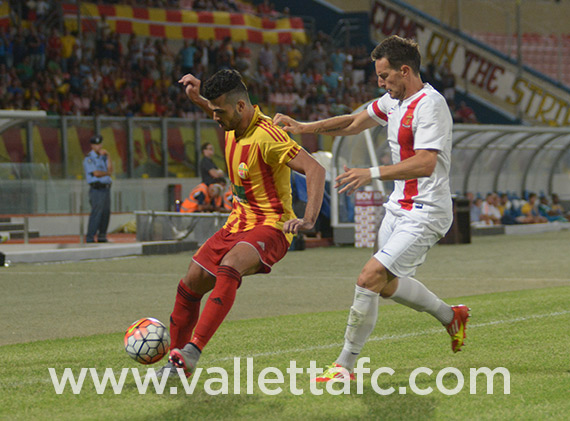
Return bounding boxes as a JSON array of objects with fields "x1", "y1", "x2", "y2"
[
  {"x1": 169, "y1": 280, "x2": 203, "y2": 350},
  {"x1": 191, "y1": 265, "x2": 241, "y2": 351}
]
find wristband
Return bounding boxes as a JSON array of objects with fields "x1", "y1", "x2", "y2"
[{"x1": 369, "y1": 166, "x2": 381, "y2": 180}]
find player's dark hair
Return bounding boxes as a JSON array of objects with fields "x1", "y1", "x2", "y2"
[
  {"x1": 202, "y1": 69, "x2": 249, "y2": 103},
  {"x1": 371, "y1": 35, "x2": 421, "y2": 75},
  {"x1": 201, "y1": 142, "x2": 212, "y2": 152}
]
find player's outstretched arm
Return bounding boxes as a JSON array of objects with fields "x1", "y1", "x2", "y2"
[
  {"x1": 274, "y1": 109, "x2": 376, "y2": 137},
  {"x1": 284, "y1": 149, "x2": 326, "y2": 234},
  {"x1": 178, "y1": 73, "x2": 213, "y2": 118},
  {"x1": 335, "y1": 149, "x2": 438, "y2": 195}
]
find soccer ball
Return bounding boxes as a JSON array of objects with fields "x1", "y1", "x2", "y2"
[{"x1": 124, "y1": 318, "x2": 170, "y2": 365}]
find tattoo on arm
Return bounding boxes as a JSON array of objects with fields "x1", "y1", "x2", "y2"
[{"x1": 314, "y1": 126, "x2": 345, "y2": 134}]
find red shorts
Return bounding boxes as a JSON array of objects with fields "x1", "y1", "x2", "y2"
[{"x1": 192, "y1": 225, "x2": 290, "y2": 277}]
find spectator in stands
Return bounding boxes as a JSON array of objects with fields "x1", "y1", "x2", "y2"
[
  {"x1": 216, "y1": 37, "x2": 234, "y2": 70},
  {"x1": 179, "y1": 40, "x2": 197, "y2": 74},
  {"x1": 422, "y1": 60, "x2": 440, "y2": 92},
  {"x1": 440, "y1": 60, "x2": 455, "y2": 105},
  {"x1": 497, "y1": 193, "x2": 511, "y2": 217},
  {"x1": 234, "y1": 41, "x2": 251, "y2": 75},
  {"x1": 455, "y1": 101, "x2": 478, "y2": 124},
  {"x1": 521, "y1": 192, "x2": 548, "y2": 223},
  {"x1": 481, "y1": 192, "x2": 501, "y2": 225},
  {"x1": 538, "y1": 195, "x2": 568, "y2": 222},
  {"x1": 0, "y1": 28, "x2": 9, "y2": 68},
  {"x1": 470, "y1": 197, "x2": 483, "y2": 225},
  {"x1": 498, "y1": 193, "x2": 529, "y2": 225},
  {"x1": 36, "y1": 0, "x2": 51, "y2": 21},
  {"x1": 199, "y1": 142, "x2": 225, "y2": 185},
  {"x1": 196, "y1": 40, "x2": 210, "y2": 74},
  {"x1": 26, "y1": 26, "x2": 44, "y2": 71},
  {"x1": 257, "y1": 42, "x2": 276, "y2": 75},
  {"x1": 127, "y1": 33, "x2": 143, "y2": 68},
  {"x1": 60, "y1": 27, "x2": 76, "y2": 73},
  {"x1": 330, "y1": 47, "x2": 346, "y2": 74},
  {"x1": 11, "y1": 31, "x2": 27, "y2": 68},
  {"x1": 286, "y1": 41, "x2": 302, "y2": 70},
  {"x1": 309, "y1": 41, "x2": 327, "y2": 75},
  {"x1": 551, "y1": 194, "x2": 570, "y2": 221},
  {"x1": 143, "y1": 37, "x2": 157, "y2": 65},
  {"x1": 97, "y1": 14, "x2": 112, "y2": 41},
  {"x1": 257, "y1": 0, "x2": 275, "y2": 16}
]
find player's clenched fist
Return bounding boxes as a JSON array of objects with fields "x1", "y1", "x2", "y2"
[{"x1": 178, "y1": 74, "x2": 201, "y2": 101}]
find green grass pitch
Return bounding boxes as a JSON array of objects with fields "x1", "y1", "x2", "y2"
[{"x1": 1, "y1": 230, "x2": 569, "y2": 420}]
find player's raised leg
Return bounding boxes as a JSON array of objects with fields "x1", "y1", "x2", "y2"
[
  {"x1": 169, "y1": 242, "x2": 262, "y2": 377},
  {"x1": 374, "y1": 213, "x2": 469, "y2": 353},
  {"x1": 157, "y1": 262, "x2": 214, "y2": 379}
]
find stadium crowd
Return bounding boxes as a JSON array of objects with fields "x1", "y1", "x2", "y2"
[
  {"x1": 5, "y1": 0, "x2": 452, "y2": 124},
  {"x1": 468, "y1": 191, "x2": 569, "y2": 226},
  {"x1": 5, "y1": 0, "x2": 475, "y2": 122},
  {"x1": 0, "y1": 10, "x2": 378, "y2": 121}
]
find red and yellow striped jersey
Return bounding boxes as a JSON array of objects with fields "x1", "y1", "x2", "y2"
[{"x1": 223, "y1": 106, "x2": 301, "y2": 243}]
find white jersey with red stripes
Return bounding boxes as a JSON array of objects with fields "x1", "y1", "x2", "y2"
[{"x1": 367, "y1": 83, "x2": 453, "y2": 218}]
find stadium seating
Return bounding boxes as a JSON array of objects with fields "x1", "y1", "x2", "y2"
[{"x1": 469, "y1": 32, "x2": 570, "y2": 86}]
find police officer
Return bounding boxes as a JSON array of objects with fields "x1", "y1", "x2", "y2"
[{"x1": 83, "y1": 135, "x2": 113, "y2": 243}]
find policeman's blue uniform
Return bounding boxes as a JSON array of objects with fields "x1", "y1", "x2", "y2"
[{"x1": 83, "y1": 138, "x2": 112, "y2": 243}]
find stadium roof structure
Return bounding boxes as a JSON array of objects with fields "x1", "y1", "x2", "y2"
[{"x1": 330, "y1": 101, "x2": 570, "y2": 231}]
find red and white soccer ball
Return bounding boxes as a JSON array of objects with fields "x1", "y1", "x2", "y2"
[{"x1": 124, "y1": 317, "x2": 170, "y2": 364}]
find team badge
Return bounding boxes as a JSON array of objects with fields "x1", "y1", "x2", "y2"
[
  {"x1": 402, "y1": 114, "x2": 413, "y2": 128},
  {"x1": 238, "y1": 162, "x2": 249, "y2": 179}
]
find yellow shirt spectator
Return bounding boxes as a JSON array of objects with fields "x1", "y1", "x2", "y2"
[
  {"x1": 61, "y1": 34, "x2": 76, "y2": 59},
  {"x1": 287, "y1": 47, "x2": 302, "y2": 69}
]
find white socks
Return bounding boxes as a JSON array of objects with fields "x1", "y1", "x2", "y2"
[
  {"x1": 390, "y1": 276, "x2": 454, "y2": 325},
  {"x1": 335, "y1": 278, "x2": 453, "y2": 371},
  {"x1": 336, "y1": 285, "x2": 379, "y2": 371}
]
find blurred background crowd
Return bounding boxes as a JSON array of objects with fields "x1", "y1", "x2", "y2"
[{"x1": 1, "y1": 0, "x2": 477, "y2": 122}]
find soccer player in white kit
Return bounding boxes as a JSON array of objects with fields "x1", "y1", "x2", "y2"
[{"x1": 274, "y1": 35, "x2": 469, "y2": 381}]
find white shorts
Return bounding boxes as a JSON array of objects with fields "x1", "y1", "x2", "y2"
[{"x1": 373, "y1": 207, "x2": 452, "y2": 278}]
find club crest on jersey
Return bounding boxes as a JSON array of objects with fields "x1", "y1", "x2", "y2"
[
  {"x1": 402, "y1": 114, "x2": 413, "y2": 128},
  {"x1": 238, "y1": 162, "x2": 249, "y2": 179}
]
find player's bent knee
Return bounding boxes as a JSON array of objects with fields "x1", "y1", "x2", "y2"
[
  {"x1": 356, "y1": 263, "x2": 387, "y2": 293},
  {"x1": 379, "y1": 279, "x2": 398, "y2": 298},
  {"x1": 183, "y1": 262, "x2": 215, "y2": 293}
]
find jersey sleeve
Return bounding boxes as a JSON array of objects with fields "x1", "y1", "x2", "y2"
[
  {"x1": 258, "y1": 122, "x2": 302, "y2": 166},
  {"x1": 366, "y1": 94, "x2": 390, "y2": 126},
  {"x1": 413, "y1": 96, "x2": 452, "y2": 152}
]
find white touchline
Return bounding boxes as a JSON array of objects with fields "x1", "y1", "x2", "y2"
[{"x1": 208, "y1": 310, "x2": 570, "y2": 363}]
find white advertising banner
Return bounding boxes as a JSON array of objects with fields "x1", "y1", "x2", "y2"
[{"x1": 371, "y1": 0, "x2": 570, "y2": 127}]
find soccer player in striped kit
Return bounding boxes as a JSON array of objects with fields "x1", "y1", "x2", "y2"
[
  {"x1": 159, "y1": 69, "x2": 326, "y2": 378},
  {"x1": 274, "y1": 35, "x2": 469, "y2": 381}
]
